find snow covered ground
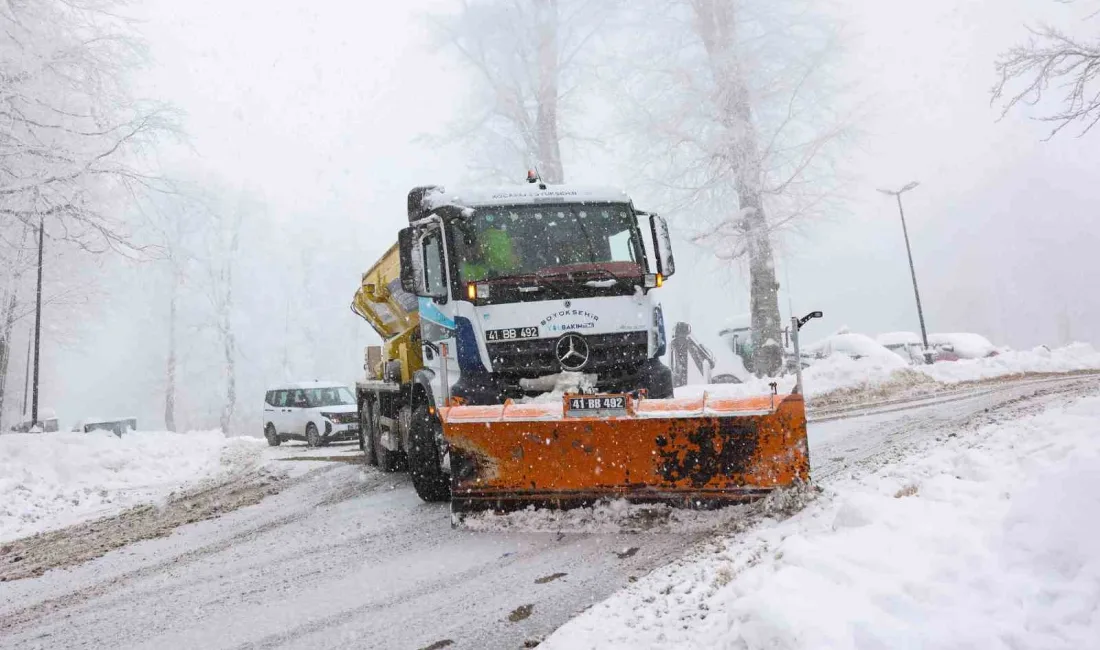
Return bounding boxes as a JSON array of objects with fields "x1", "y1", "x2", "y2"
[
  {"x1": 0, "y1": 430, "x2": 267, "y2": 543},
  {"x1": 677, "y1": 342, "x2": 1100, "y2": 402},
  {"x1": 544, "y1": 391, "x2": 1100, "y2": 649}
]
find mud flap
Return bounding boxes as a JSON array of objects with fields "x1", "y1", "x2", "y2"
[{"x1": 441, "y1": 393, "x2": 809, "y2": 518}]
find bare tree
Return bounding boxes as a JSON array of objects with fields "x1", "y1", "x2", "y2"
[
  {"x1": 994, "y1": 6, "x2": 1100, "y2": 138},
  {"x1": 191, "y1": 188, "x2": 252, "y2": 435},
  {"x1": 0, "y1": 223, "x2": 33, "y2": 423},
  {"x1": 431, "y1": 0, "x2": 619, "y2": 182},
  {"x1": 144, "y1": 193, "x2": 196, "y2": 432},
  {"x1": 613, "y1": 0, "x2": 849, "y2": 376},
  {"x1": 0, "y1": 222, "x2": 98, "y2": 426}
]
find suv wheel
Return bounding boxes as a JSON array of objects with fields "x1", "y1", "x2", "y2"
[
  {"x1": 265, "y1": 424, "x2": 280, "y2": 447},
  {"x1": 306, "y1": 422, "x2": 322, "y2": 448}
]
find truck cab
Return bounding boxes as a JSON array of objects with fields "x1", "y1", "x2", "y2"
[{"x1": 398, "y1": 182, "x2": 677, "y2": 408}]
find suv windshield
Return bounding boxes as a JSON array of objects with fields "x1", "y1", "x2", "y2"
[
  {"x1": 303, "y1": 387, "x2": 354, "y2": 407},
  {"x1": 455, "y1": 203, "x2": 644, "y2": 284}
]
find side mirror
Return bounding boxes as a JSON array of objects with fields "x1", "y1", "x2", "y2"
[
  {"x1": 398, "y1": 227, "x2": 421, "y2": 294},
  {"x1": 398, "y1": 226, "x2": 448, "y2": 300},
  {"x1": 649, "y1": 214, "x2": 676, "y2": 278}
]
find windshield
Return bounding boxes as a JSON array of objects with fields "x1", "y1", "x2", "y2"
[
  {"x1": 455, "y1": 203, "x2": 644, "y2": 283},
  {"x1": 303, "y1": 387, "x2": 354, "y2": 407}
]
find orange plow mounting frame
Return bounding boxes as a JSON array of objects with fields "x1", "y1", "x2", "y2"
[{"x1": 440, "y1": 392, "x2": 810, "y2": 516}]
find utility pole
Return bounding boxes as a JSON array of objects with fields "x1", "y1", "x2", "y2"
[
  {"x1": 22, "y1": 332, "x2": 31, "y2": 419},
  {"x1": 878, "y1": 182, "x2": 932, "y2": 364},
  {"x1": 31, "y1": 215, "x2": 44, "y2": 431}
]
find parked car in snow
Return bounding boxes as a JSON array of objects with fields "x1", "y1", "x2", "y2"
[
  {"x1": 71, "y1": 417, "x2": 137, "y2": 437},
  {"x1": 805, "y1": 331, "x2": 906, "y2": 363},
  {"x1": 263, "y1": 381, "x2": 359, "y2": 447},
  {"x1": 928, "y1": 333, "x2": 999, "y2": 360},
  {"x1": 9, "y1": 410, "x2": 59, "y2": 433},
  {"x1": 876, "y1": 332, "x2": 928, "y2": 364}
]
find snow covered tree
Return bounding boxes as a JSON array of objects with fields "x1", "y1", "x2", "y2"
[
  {"x1": 613, "y1": 0, "x2": 848, "y2": 377},
  {"x1": 0, "y1": 0, "x2": 174, "y2": 427},
  {"x1": 0, "y1": 0, "x2": 175, "y2": 251},
  {"x1": 194, "y1": 191, "x2": 250, "y2": 436},
  {"x1": 0, "y1": 224, "x2": 34, "y2": 424},
  {"x1": 994, "y1": 4, "x2": 1100, "y2": 138},
  {"x1": 431, "y1": 0, "x2": 618, "y2": 182}
]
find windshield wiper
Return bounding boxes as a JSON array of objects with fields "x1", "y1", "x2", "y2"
[
  {"x1": 489, "y1": 273, "x2": 571, "y2": 298},
  {"x1": 563, "y1": 266, "x2": 628, "y2": 286}
]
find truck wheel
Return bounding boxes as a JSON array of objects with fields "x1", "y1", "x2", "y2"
[
  {"x1": 357, "y1": 399, "x2": 367, "y2": 452},
  {"x1": 265, "y1": 424, "x2": 281, "y2": 447},
  {"x1": 361, "y1": 398, "x2": 378, "y2": 466},
  {"x1": 408, "y1": 404, "x2": 450, "y2": 503},
  {"x1": 306, "y1": 423, "x2": 321, "y2": 448},
  {"x1": 375, "y1": 404, "x2": 400, "y2": 473}
]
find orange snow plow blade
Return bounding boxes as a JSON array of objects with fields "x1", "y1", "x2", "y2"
[{"x1": 440, "y1": 392, "x2": 809, "y2": 517}]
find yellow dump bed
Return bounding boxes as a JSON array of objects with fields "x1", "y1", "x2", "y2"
[{"x1": 352, "y1": 242, "x2": 422, "y2": 382}]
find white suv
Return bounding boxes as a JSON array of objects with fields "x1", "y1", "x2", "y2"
[{"x1": 263, "y1": 381, "x2": 359, "y2": 447}]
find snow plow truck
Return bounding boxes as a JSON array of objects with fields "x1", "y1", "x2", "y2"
[{"x1": 351, "y1": 176, "x2": 813, "y2": 521}]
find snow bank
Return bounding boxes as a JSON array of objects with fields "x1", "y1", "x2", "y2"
[
  {"x1": 922, "y1": 342, "x2": 1100, "y2": 383},
  {"x1": 545, "y1": 393, "x2": 1100, "y2": 650},
  {"x1": 676, "y1": 351, "x2": 910, "y2": 400},
  {"x1": 676, "y1": 342, "x2": 1100, "y2": 403},
  {"x1": 0, "y1": 430, "x2": 266, "y2": 543}
]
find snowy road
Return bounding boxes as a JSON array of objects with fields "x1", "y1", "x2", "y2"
[{"x1": 1, "y1": 374, "x2": 1096, "y2": 650}]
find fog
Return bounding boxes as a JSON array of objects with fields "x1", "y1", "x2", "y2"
[{"x1": 3, "y1": 0, "x2": 1097, "y2": 433}]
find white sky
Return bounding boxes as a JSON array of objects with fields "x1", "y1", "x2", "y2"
[{"x1": 17, "y1": 0, "x2": 1099, "y2": 429}]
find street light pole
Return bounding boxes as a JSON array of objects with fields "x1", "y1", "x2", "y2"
[
  {"x1": 878, "y1": 181, "x2": 933, "y2": 365},
  {"x1": 31, "y1": 214, "x2": 44, "y2": 431}
]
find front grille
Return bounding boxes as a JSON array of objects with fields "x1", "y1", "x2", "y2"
[
  {"x1": 487, "y1": 331, "x2": 649, "y2": 379},
  {"x1": 326, "y1": 412, "x2": 358, "y2": 425}
]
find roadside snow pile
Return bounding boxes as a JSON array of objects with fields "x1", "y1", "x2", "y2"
[
  {"x1": 0, "y1": 430, "x2": 266, "y2": 543},
  {"x1": 676, "y1": 342, "x2": 1100, "y2": 404},
  {"x1": 922, "y1": 342, "x2": 1100, "y2": 383},
  {"x1": 676, "y1": 351, "x2": 911, "y2": 401},
  {"x1": 544, "y1": 393, "x2": 1100, "y2": 650}
]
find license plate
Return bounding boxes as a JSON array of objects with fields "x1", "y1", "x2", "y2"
[
  {"x1": 566, "y1": 394, "x2": 628, "y2": 417},
  {"x1": 486, "y1": 326, "x2": 539, "y2": 342}
]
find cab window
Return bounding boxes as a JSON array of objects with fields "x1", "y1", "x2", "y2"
[{"x1": 422, "y1": 229, "x2": 447, "y2": 297}]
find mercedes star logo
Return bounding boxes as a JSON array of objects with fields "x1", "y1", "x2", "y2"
[{"x1": 556, "y1": 334, "x2": 590, "y2": 371}]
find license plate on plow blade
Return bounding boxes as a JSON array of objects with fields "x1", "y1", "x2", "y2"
[{"x1": 439, "y1": 392, "x2": 810, "y2": 520}]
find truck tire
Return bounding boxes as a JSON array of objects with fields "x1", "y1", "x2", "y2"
[
  {"x1": 357, "y1": 398, "x2": 367, "y2": 452},
  {"x1": 375, "y1": 405, "x2": 401, "y2": 473},
  {"x1": 408, "y1": 404, "x2": 450, "y2": 503},
  {"x1": 361, "y1": 398, "x2": 377, "y2": 466},
  {"x1": 265, "y1": 424, "x2": 281, "y2": 447}
]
